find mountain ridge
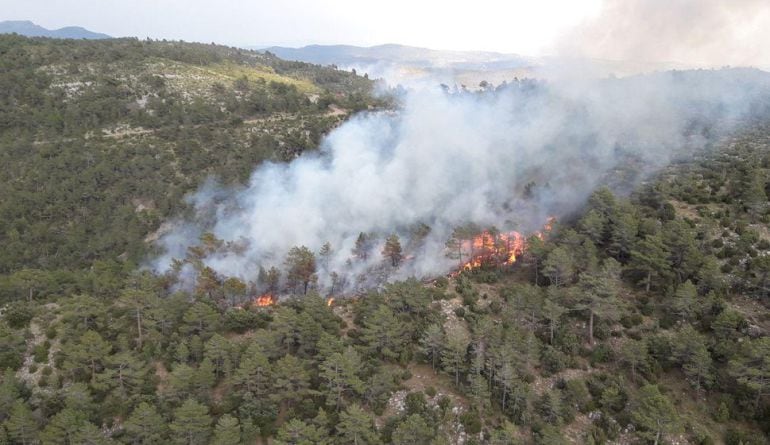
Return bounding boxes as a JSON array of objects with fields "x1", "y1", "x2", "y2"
[{"x1": 0, "y1": 20, "x2": 111, "y2": 39}]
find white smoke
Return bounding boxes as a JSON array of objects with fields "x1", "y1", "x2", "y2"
[
  {"x1": 554, "y1": 0, "x2": 770, "y2": 70},
  {"x1": 152, "y1": 68, "x2": 770, "y2": 292}
]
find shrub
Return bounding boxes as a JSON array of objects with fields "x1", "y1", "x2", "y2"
[
  {"x1": 724, "y1": 427, "x2": 761, "y2": 445},
  {"x1": 405, "y1": 392, "x2": 427, "y2": 416},
  {"x1": 590, "y1": 344, "x2": 613, "y2": 366},
  {"x1": 541, "y1": 346, "x2": 567, "y2": 374},
  {"x1": 620, "y1": 313, "x2": 643, "y2": 328},
  {"x1": 460, "y1": 411, "x2": 482, "y2": 435},
  {"x1": 5, "y1": 302, "x2": 34, "y2": 329},
  {"x1": 564, "y1": 378, "x2": 592, "y2": 413},
  {"x1": 33, "y1": 344, "x2": 48, "y2": 363},
  {"x1": 223, "y1": 308, "x2": 262, "y2": 333}
]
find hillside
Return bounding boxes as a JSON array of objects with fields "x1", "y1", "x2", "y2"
[
  {"x1": 0, "y1": 36, "x2": 769, "y2": 445},
  {"x1": 0, "y1": 35, "x2": 384, "y2": 290},
  {"x1": 0, "y1": 21, "x2": 111, "y2": 39}
]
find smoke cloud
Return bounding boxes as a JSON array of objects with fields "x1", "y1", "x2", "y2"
[
  {"x1": 555, "y1": 0, "x2": 770, "y2": 69},
  {"x1": 153, "y1": 68, "x2": 770, "y2": 293}
]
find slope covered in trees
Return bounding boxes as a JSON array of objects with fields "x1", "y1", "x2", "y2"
[
  {"x1": 0, "y1": 35, "x2": 384, "y2": 300},
  {"x1": 0, "y1": 36, "x2": 769, "y2": 445}
]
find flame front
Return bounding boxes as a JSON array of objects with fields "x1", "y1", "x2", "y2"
[
  {"x1": 450, "y1": 218, "x2": 554, "y2": 276},
  {"x1": 455, "y1": 230, "x2": 525, "y2": 274},
  {"x1": 326, "y1": 297, "x2": 335, "y2": 307},
  {"x1": 254, "y1": 293, "x2": 275, "y2": 307}
]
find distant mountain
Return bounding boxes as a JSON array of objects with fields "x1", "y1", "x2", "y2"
[
  {"x1": 262, "y1": 43, "x2": 535, "y2": 70},
  {"x1": 0, "y1": 20, "x2": 110, "y2": 39},
  {"x1": 259, "y1": 43, "x2": 701, "y2": 87},
  {"x1": 258, "y1": 43, "x2": 539, "y2": 87}
]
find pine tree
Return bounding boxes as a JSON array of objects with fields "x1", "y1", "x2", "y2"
[
  {"x1": 391, "y1": 414, "x2": 435, "y2": 445},
  {"x1": 211, "y1": 414, "x2": 241, "y2": 445},
  {"x1": 319, "y1": 346, "x2": 365, "y2": 411},
  {"x1": 619, "y1": 339, "x2": 648, "y2": 382},
  {"x1": 630, "y1": 234, "x2": 671, "y2": 292},
  {"x1": 542, "y1": 288, "x2": 566, "y2": 345},
  {"x1": 284, "y1": 246, "x2": 317, "y2": 294},
  {"x1": 578, "y1": 258, "x2": 622, "y2": 345},
  {"x1": 271, "y1": 355, "x2": 312, "y2": 408},
  {"x1": 319, "y1": 242, "x2": 333, "y2": 270},
  {"x1": 542, "y1": 246, "x2": 574, "y2": 287},
  {"x1": 442, "y1": 324, "x2": 470, "y2": 386},
  {"x1": 728, "y1": 337, "x2": 770, "y2": 409},
  {"x1": 39, "y1": 408, "x2": 86, "y2": 445},
  {"x1": 419, "y1": 324, "x2": 444, "y2": 372},
  {"x1": 170, "y1": 399, "x2": 212, "y2": 445},
  {"x1": 578, "y1": 209, "x2": 606, "y2": 245},
  {"x1": 72, "y1": 421, "x2": 116, "y2": 445},
  {"x1": 608, "y1": 204, "x2": 639, "y2": 261},
  {"x1": 536, "y1": 390, "x2": 563, "y2": 425},
  {"x1": 673, "y1": 324, "x2": 713, "y2": 391},
  {"x1": 361, "y1": 305, "x2": 406, "y2": 361},
  {"x1": 265, "y1": 266, "x2": 281, "y2": 294},
  {"x1": 94, "y1": 351, "x2": 146, "y2": 400},
  {"x1": 182, "y1": 302, "x2": 220, "y2": 335},
  {"x1": 670, "y1": 280, "x2": 697, "y2": 323},
  {"x1": 382, "y1": 234, "x2": 403, "y2": 267},
  {"x1": 630, "y1": 385, "x2": 679, "y2": 445},
  {"x1": 193, "y1": 357, "x2": 216, "y2": 393},
  {"x1": 117, "y1": 278, "x2": 159, "y2": 350},
  {"x1": 524, "y1": 234, "x2": 547, "y2": 285},
  {"x1": 124, "y1": 402, "x2": 168, "y2": 444},
  {"x1": 204, "y1": 334, "x2": 233, "y2": 379},
  {"x1": 232, "y1": 342, "x2": 271, "y2": 397},
  {"x1": 273, "y1": 418, "x2": 328, "y2": 445},
  {"x1": 352, "y1": 232, "x2": 373, "y2": 262},
  {"x1": 0, "y1": 369, "x2": 21, "y2": 421},
  {"x1": 495, "y1": 360, "x2": 516, "y2": 411},
  {"x1": 336, "y1": 404, "x2": 381, "y2": 445},
  {"x1": 66, "y1": 330, "x2": 111, "y2": 382},
  {"x1": 683, "y1": 343, "x2": 713, "y2": 391},
  {"x1": 5, "y1": 399, "x2": 38, "y2": 445}
]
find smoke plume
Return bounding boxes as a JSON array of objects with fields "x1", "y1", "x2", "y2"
[
  {"x1": 555, "y1": 0, "x2": 770, "y2": 70},
  {"x1": 153, "y1": 69, "x2": 770, "y2": 292}
]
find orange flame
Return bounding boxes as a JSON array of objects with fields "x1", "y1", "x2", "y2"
[
  {"x1": 326, "y1": 297, "x2": 335, "y2": 307},
  {"x1": 449, "y1": 218, "x2": 555, "y2": 277},
  {"x1": 253, "y1": 293, "x2": 276, "y2": 307}
]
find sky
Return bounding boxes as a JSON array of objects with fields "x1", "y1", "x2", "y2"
[
  {"x1": 0, "y1": 0, "x2": 602, "y2": 54},
  {"x1": 2, "y1": 0, "x2": 770, "y2": 67}
]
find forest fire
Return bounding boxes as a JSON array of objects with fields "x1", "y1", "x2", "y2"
[
  {"x1": 450, "y1": 218, "x2": 555, "y2": 276},
  {"x1": 253, "y1": 293, "x2": 276, "y2": 307},
  {"x1": 452, "y1": 230, "x2": 525, "y2": 275},
  {"x1": 326, "y1": 297, "x2": 335, "y2": 307}
]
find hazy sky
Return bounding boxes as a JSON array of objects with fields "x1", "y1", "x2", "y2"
[
  {"x1": 2, "y1": 0, "x2": 602, "y2": 53},
  {"x1": 2, "y1": 0, "x2": 770, "y2": 67}
]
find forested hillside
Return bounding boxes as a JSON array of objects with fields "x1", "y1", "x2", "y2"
[
  {"x1": 0, "y1": 35, "x2": 383, "y2": 295},
  {"x1": 0, "y1": 36, "x2": 769, "y2": 445}
]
